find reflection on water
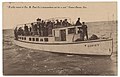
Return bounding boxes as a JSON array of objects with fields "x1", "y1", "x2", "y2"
[{"x1": 3, "y1": 21, "x2": 117, "y2": 75}]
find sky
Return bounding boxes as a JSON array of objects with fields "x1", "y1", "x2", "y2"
[{"x1": 3, "y1": 2, "x2": 117, "y2": 29}]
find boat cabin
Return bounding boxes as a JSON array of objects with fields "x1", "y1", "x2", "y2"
[
  {"x1": 17, "y1": 25, "x2": 82, "y2": 43},
  {"x1": 14, "y1": 17, "x2": 87, "y2": 43}
]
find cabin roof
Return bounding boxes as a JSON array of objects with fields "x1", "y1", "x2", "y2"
[{"x1": 53, "y1": 25, "x2": 82, "y2": 30}]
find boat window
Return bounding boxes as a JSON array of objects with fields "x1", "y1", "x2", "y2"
[
  {"x1": 22, "y1": 37, "x2": 24, "y2": 40},
  {"x1": 36, "y1": 38, "x2": 39, "y2": 41},
  {"x1": 32, "y1": 38, "x2": 35, "y2": 41},
  {"x1": 19, "y1": 37, "x2": 21, "y2": 39},
  {"x1": 29, "y1": 38, "x2": 31, "y2": 41},
  {"x1": 24, "y1": 37, "x2": 26, "y2": 40},
  {"x1": 40, "y1": 38, "x2": 43, "y2": 41},
  {"x1": 68, "y1": 28, "x2": 75, "y2": 34},
  {"x1": 44, "y1": 38, "x2": 48, "y2": 42}
]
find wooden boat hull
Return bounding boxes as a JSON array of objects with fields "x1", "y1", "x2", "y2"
[{"x1": 14, "y1": 39, "x2": 113, "y2": 56}]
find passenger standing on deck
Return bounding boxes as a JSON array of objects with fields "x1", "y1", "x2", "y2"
[
  {"x1": 36, "y1": 18, "x2": 42, "y2": 36},
  {"x1": 41, "y1": 20, "x2": 45, "y2": 36},
  {"x1": 24, "y1": 24, "x2": 29, "y2": 36},
  {"x1": 44, "y1": 21, "x2": 49, "y2": 36},
  {"x1": 56, "y1": 20, "x2": 60, "y2": 27},
  {"x1": 31, "y1": 23, "x2": 37, "y2": 36},
  {"x1": 34, "y1": 24, "x2": 38, "y2": 35},
  {"x1": 78, "y1": 27, "x2": 84, "y2": 41},
  {"x1": 52, "y1": 20, "x2": 55, "y2": 28},
  {"x1": 31, "y1": 23, "x2": 34, "y2": 35},
  {"x1": 40, "y1": 20, "x2": 44, "y2": 36},
  {"x1": 60, "y1": 20, "x2": 63, "y2": 26},
  {"x1": 18, "y1": 27, "x2": 24, "y2": 36},
  {"x1": 63, "y1": 19, "x2": 70, "y2": 27},
  {"x1": 63, "y1": 19, "x2": 69, "y2": 26},
  {"x1": 29, "y1": 27, "x2": 32, "y2": 35},
  {"x1": 75, "y1": 18, "x2": 82, "y2": 26},
  {"x1": 48, "y1": 21, "x2": 53, "y2": 36},
  {"x1": 82, "y1": 22, "x2": 88, "y2": 40}
]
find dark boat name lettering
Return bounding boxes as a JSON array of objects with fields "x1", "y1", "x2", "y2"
[{"x1": 85, "y1": 44, "x2": 99, "y2": 47}]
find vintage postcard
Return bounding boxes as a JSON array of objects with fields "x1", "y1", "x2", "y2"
[{"x1": 3, "y1": 2, "x2": 117, "y2": 75}]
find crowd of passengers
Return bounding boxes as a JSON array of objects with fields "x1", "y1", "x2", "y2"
[
  {"x1": 14, "y1": 18, "x2": 72, "y2": 37},
  {"x1": 14, "y1": 18, "x2": 89, "y2": 40}
]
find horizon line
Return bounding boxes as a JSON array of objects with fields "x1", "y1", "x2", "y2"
[{"x1": 3, "y1": 20, "x2": 117, "y2": 30}]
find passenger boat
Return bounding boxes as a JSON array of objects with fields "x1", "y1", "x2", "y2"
[{"x1": 14, "y1": 18, "x2": 113, "y2": 56}]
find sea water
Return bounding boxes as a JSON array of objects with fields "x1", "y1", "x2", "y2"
[{"x1": 3, "y1": 21, "x2": 117, "y2": 75}]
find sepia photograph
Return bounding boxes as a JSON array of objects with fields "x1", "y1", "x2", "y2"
[{"x1": 3, "y1": 2, "x2": 117, "y2": 75}]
